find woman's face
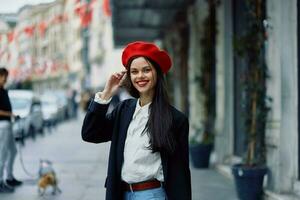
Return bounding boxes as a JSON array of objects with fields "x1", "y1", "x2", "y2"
[
  {"x1": 129, "y1": 57, "x2": 157, "y2": 97},
  {"x1": 0, "y1": 75, "x2": 7, "y2": 88}
]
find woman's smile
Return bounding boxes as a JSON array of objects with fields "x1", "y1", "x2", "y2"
[{"x1": 136, "y1": 80, "x2": 149, "y2": 87}]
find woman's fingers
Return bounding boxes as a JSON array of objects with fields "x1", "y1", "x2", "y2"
[
  {"x1": 107, "y1": 70, "x2": 127, "y2": 88},
  {"x1": 112, "y1": 73, "x2": 120, "y2": 80},
  {"x1": 118, "y1": 71, "x2": 126, "y2": 78},
  {"x1": 102, "y1": 70, "x2": 127, "y2": 97},
  {"x1": 119, "y1": 73, "x2": 127, "y2": 86},
  {"x1": 113, "y1": 71, "x2": 127, "y2": 80}
]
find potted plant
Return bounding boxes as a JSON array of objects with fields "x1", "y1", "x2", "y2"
[
  {"x1": 189, "y1": 0, "x2": 219, "y2": 169},
  {"x1": 231, "y1": 1, "x2": 271, "y2": 199},
  {"x1": 189, "y1": 129, "x2": 214, "y2": 168}
]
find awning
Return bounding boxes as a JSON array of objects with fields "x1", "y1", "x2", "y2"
[{"x1": 111, "y1": 0, "x2": 193, "y2": 47}]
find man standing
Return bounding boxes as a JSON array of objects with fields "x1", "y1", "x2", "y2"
[{"x1": 0, "y1": 67, "x2": 22, "y2": 193}]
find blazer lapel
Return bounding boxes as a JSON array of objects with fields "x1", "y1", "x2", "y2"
[{"x1": 116, "y1": 99, "x2": 137, "y2": 175}]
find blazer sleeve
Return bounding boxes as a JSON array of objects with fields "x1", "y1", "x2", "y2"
[
  {"x1": 167, "y1": 116, "x2": 192, "y2": 200},
  {"x1": 177, "y1": 117, "x2": 191, "y2": 199},
  {"x1": 81, "y1": 99, "x2": 121, "y2": 143}
]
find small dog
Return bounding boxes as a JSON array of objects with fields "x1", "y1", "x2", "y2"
[{"x1": 37, "y1": 159, "x2": 61, "y2": 196}]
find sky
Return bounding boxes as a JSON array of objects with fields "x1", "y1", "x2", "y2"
[{"x1": 0, "y1": 0, "x2": 54, "y2": 13}]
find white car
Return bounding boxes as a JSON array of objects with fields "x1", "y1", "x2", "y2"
[
  {"x1": 41, "y1": 94, "x2": 59, "y2": 129},
  {"x1": 43, "y1": 90, "x2": 69, "y2": 122},
  {"x1": 9, "y1": 90, "x2": 44, "y2": 140}
]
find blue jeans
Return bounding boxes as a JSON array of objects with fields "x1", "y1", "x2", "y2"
[
  {"x1": 124, "y1": 187, "x2": 167, "y2": 200},
  {"x1": 0, "y1": 121, "x2": 17, "y2": 181}
]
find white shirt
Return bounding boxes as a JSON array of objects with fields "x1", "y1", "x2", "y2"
[{"x1": 94, "y1": 93, "x2": 164, "y2": 183}]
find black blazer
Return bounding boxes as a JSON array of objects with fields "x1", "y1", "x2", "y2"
[{"x1": 81, "y1": 98, "x2": 191, "y2": 200}]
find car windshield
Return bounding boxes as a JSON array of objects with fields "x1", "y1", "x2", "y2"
[
  {"x1": 10, "y1": 98, "x2": 30, "y2": 110},
  {"x1": 41, "y1": 96, "x2": 57, "y2": 105}
]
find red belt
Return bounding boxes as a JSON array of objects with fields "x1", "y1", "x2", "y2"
[{"x1": 122, "y1": 179, "x2": 162, "y2": 192}]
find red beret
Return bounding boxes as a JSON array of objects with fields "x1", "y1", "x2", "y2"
[{"x1": 122, "y1": 41, "x2": 172, "y2": 74}]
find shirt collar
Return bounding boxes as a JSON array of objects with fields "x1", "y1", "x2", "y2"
[{"x1": 133, "y1": 99, "x2": 151, "y2": 119}]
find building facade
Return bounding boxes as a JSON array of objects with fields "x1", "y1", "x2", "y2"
[
  {"x1": 0, "y1": 0, "x2": 113, "y2": 94},
  {"x1": 0, "y1": 14, "x2": 19, "y2": 84},
  {"x1": 116, "y1": 0, "x2": 300, "y2": 199},
  {"x1": 201, "y1": 0, "x2": 299, "y2": 199}
]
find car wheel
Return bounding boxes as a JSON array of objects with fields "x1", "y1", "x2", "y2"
[
  {"x1": 29, "y1": 125, "x2": 36, "y2": 140},
  {"x1": 39, "y1": 126, "x2": 44, "y2": 135},
  {"x1": 19, "y1": 130, "x2": 25, "y2": 146}
]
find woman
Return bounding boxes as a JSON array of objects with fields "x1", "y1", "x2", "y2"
[{"x1": 81, "y1": 41, "x2": 191, "y2": 200}]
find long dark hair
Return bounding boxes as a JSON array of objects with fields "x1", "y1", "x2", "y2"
[
  {"x1": 0, "y1": 67, "x2": 8, "y2": 77},
  {"x1": 123, "y1": 57, "x2": 175, "y2": 153}
]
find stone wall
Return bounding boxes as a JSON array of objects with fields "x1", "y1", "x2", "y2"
[{"x1": 265, "y1": 0, "x2": 298, "y2": 194}]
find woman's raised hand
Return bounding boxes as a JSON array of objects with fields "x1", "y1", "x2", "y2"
[{"x1": 101, "y1": 71, "x2": 127, "y2": 100}]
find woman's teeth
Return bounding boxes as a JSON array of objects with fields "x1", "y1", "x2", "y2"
[{"x1": 137, "y1": 81, "x2": 148, "y2": 86}]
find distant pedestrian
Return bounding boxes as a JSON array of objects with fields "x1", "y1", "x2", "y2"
[
  {"x1": 0, "y1": 67, "x2": 22, "y2": 193},
  {"x1": 71, "y1": 89, "x2": 78, "y2": 118},
  {"x1": 82, "y1": 41, "x2": 191, "y2": 200},
  {"x1": 67, "y1": 87, "x2": 78, "y2": 119},
  {"x1": 80, "y1": 89, "x2": 92, "y2": 112}
]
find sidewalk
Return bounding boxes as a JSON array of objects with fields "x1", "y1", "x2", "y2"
[
  {"x1": 191, "y1": 167, "x2": 238, "y2": 200},
  {"x1": 0, "y1": 113, "x2": 238, "y2": 200}
]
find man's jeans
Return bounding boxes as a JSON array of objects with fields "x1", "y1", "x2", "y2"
[
  {"x1": 0, "y1": 121, "x2": 17, "y2": 181},
  {"x1": 124, "y1": 187, "x2": 166, "y2": 200}
]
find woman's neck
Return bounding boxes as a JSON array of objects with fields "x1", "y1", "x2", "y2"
[{"x1": 139, "y1": 92, "x2": 153, "y2": 106}]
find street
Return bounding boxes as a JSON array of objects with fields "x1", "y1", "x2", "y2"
[{"x1": 0, "y1": 112, "x2": 237, "y2": 200}]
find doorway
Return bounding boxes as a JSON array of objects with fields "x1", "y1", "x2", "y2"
[{"x1": 232, "y1": 0, "x2": 248, "y2": 157}]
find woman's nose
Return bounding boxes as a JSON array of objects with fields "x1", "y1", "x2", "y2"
[{"x1": 137, "y1": 71, "x2": 145, "y2": 78}]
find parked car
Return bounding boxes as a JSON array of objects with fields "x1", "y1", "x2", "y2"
[
  {"x1": 43, "y1": 90, "x2": 69, "y2": 122},
  {"x1": 40, "y1": 94, "x2": 59, "y2": 130},
  {"x1": 9, "y1": 90, "x2": 44, "y2": 139},
  {"x1": 10, "y1": 102, "x2": 26, "y2": 143}
]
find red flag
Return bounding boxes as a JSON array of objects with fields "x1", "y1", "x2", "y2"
[
  {"x1": 7, "y1": 32, "x2": 14, "y2": 43},
  {"x1": 89, "y1": 0, "x2": 96, "y2": 10},
  {"x1": 18, "y1": 56, "x2": 25, "y2": 65},
  {"x1": 75, "y1": 3, "x2": 87, "y2": 17},
  {"x1": 80, "y1": 9, "x2": 93, "y2": 28},
  {"x1": 51, "y1": 62, "x2": 58, "y2": 73},
  {"x1": 38, "y1": 22, "x2": 47, "y2": 37},
  {"x1": 63, "y1": 13, "x2": 68, "y2": 22},
  {"x1": 24, "y1": 26, "x2": 35, "y2": 37},
  {"x1": 75, "y1": 1, "x2": 95, "y2": 27},
  {"x1": 63, "y1": 63, "x2": 69, "y2": 71},
  {"x1": 52, "y1": 14, "x2": 67, "y2": 24},
  {"x1": 102, "y1": 0, "x2": 111, "y2": 17}
]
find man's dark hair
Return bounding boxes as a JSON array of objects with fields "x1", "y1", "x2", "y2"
[
  {"x1": 0, "y1": 67, "x2": 8, "y2": 77},
  {"x1": 123, "y1": 57, "x2": 175, "y2": 154}
]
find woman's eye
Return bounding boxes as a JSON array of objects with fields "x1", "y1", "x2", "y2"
[
  {"x1": 131, "y1": 71, "x2": 138, "y2": 74},
  {"x1": 143, "y1": 68, "x2": 151, "y2": 73}
]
